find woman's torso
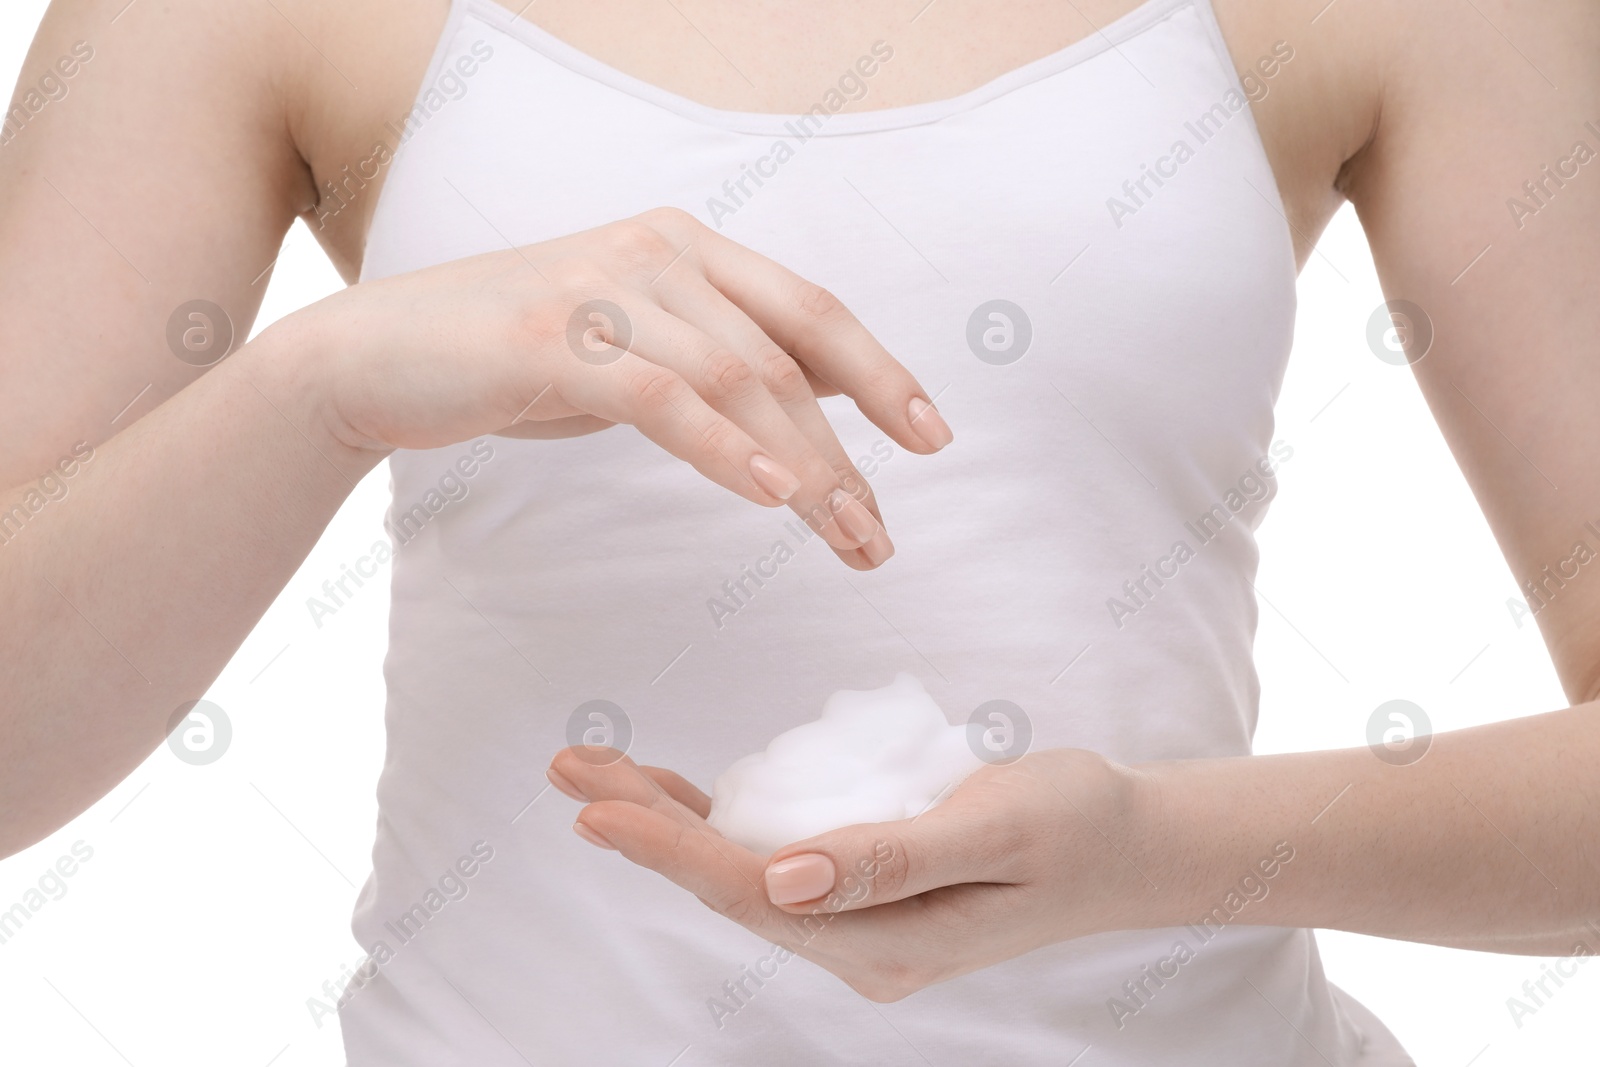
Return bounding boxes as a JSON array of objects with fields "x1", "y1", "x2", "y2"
[{"x1": 314, "y1": 0, "x2": 1413, "y2": 1062}]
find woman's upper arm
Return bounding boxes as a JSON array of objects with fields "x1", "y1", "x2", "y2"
[
  {"x1": 1346, "y1": 0, "x2": 1600, "y2": 702},
  {"x1": 0, "y1": 0, "x2": 315, "y2": 487}
]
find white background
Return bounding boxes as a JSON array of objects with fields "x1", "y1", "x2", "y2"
[{"x1": 1, "y1": 3, "x2": 1592, "y2": 1065}]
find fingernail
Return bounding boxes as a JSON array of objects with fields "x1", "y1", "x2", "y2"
[
  {"x1": 829, "y1": 488, "x2": 880, "y2": 545},
  {"x1": 861, "y1": 527, "x2": 895, "y2": 567},
  {"x1": 907, "y1": 397, "x2": 954, "y2": 450},
  {"x1": 766, "y1": 853, "x2": 836, "y2": 905},
  {"x1": 547, "y1": 766, "x2": 588, "y2": 802},
  {"x1": 749, "y1": 454, "x2": 802, "y2": 501},
  {"x1": 573, "y1": 822, "x2": 616, "y2": 850}
]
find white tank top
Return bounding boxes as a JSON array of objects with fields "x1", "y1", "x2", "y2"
[{"x1": 351, "y1": 0, "x2": 1413, "y2": 1062}]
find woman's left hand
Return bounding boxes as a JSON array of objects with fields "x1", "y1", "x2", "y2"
[{"x1": 545, "y1": 746, "x2": 1163, "y2": 1002}]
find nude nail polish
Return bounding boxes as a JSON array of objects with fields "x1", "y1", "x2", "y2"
[
  {"x1": 749, "y1": 454, "x2": 802, "y2": 501},
  {"x1": 766, "y1": 853, "x2": 837, "y2": 905},
  {"x1": 907, "y1": 397, "x2": 954, "y2": 450},
  {"x1": 829, "y1": 488, "x2": 880, "y2": 544},
  {"x1": 573, "y1": 822, "x2": 616, "y2": 850},
  {"x1": 861, "y1": 527, "x2": 895, "y2": 567},
  {"x1": 547, "y1": 766, "x2": 588, "y2": 802}
]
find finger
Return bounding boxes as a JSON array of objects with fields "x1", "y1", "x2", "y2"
[
  {"x1": 648, "y1": 280, "x2": 893, "y2": 562},
  {"x1": 615, "y1": 301, "x2": 885, "y2": 553},
  {"x1": 555, "y1": 750, "x2": 851, "y2": 942},
  {"x1": 553, "y1": 344, "x2": 801, "y2": 509},
  {"x1": 585, "y1": 800, "x2": 802, "y2": 937},
  {"x1": 781, "y1": 401, "x2": 891, "y2": 567},
  {"x1": 639, "y1": 765, "x2": 712, "y2": 818},
  {"x1": 802, "y1": 364, "x2": 841, "y2": 398},
  {"x1": 550, "y1": 748, "x2": 687, "y2": 809},
  {"x1": 492, "y1": 414, "x2": 617, "y2": 440},
  {"x1": 762, "y1": 807, "x2": 1006, "y2": 914},
  {"x1": 551, "y1": 749, "x2": 724, "y2": 836},
  {"x1": 682, "y1": 226, "x2": 955, "y2": 456},
  {"x1": 555, "y1": 755, "x2": 791, "y2": 937}
]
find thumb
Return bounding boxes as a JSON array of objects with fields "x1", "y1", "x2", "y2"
[{"x1": 762, "y1": 809, "x2": 992, "y2": 914}]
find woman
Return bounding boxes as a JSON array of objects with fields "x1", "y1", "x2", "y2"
[{"x1": 2, "y1": 0, "x2": 1596, "y2": 1062}]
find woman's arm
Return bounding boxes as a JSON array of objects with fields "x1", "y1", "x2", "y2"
[
  {"x1": 1347, "y1": 0, "x2": 1600, "y2": 701},
  {"x1": 549, "y1": 705, "x2": 1599, "y2": 1001},
  {"x1": 1188, "y1": 0, "x2": 1600, "y2": 957},
  {"x1": 1, "y1": 0, "x2": 948, "y2": 858},
  {"x1": 0, "y1": 0, "x2": 342, "y2": 856},
  {"x1": 1135, "y1": 707, "x2": 1600, "y2": 955}
]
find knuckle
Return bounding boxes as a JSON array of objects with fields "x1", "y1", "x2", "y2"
[
  {"x1": 547, "y1": 260, "x2": 612, "y2": 296},
  {"x1": 625, "y1": 367, "x2": 682, "y2": 411},
  {"x1": 852, "y1": 362, "x2": 901, "y2": 402},
  {"x1": 635, "y1": 205, "x2": 700, "y2": 234},
  {"x1": 602, "y1": 218, "x2": 676, "y2": 266},
  {"x1": 515, "y1": 301, "x2": 575, "y2": 352},
  {"x1": 650, "y1": 786, "x2": 688, "y2": 821},
  {"x1": 697, "y1": 352, "x2": 759, "y2": 406},
  {"x1": 756, "y1": 346, "x2": 812, "y2": 401},
  {"x1": 660, "y1": 818, "x2": 691, "y2": 858},
  {"x1": 867, "y1": 845, "x2": 910, "y2": 901},
  {"x1": 717, "y1": 891, "x2": 768, "y2": 929},
  {"x1": 699, "y1": 419, "x2": 747, "y2": 462},
  {"x1": 835, "y1": 464, "x2": 874, "y2": 505},
  {"x1": 792, "y1": 280, "x2": 848, "y2": 325}
]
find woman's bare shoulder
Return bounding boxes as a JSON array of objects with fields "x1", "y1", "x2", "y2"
[
  {"x1": 1214, "y1": 0, "x2": 1594, "y2": 264},
  {"x1": 1208, "y1": 0, "x2": 1386, "y2": 262},
  {"x1": 259, "y1": 0, "x2": 452, "y2": 279}
]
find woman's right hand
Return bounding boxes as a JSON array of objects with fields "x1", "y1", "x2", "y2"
[{"x1": 281, "y1": 206, "x2": 954, "y2": 569}]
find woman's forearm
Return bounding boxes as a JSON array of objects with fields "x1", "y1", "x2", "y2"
[
  {"x1": 1133, "y1": 703, "x2": 1600, "y2": 954},
  {"x1": 0, "y1": 207, "x2": 954, "y2": 861},
  {"x1": 0, "y1": 317, "x2": 382, "y2": 858}
]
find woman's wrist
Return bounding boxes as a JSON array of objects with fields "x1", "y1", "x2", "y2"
[
  {"x1": 1020, "y1": 749, "x2": 1211, "y2": 938},
  {"x1": 1114, "y1": 754, "x2": 1311, "y2": 936},
  {"x1": 246, "y1": 298, "x2": 394, "y2": 474}
]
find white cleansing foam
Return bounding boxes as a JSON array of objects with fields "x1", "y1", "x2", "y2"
[{"x1": 706, "y1": 674, "x2": 983, "y2": 855}]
